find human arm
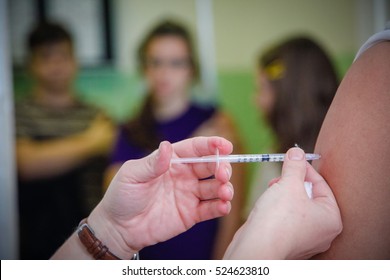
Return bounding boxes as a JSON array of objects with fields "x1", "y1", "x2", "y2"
[
  {"x1": 224, "y1": 148, "x2": 342, "y2": 259},
  {"x1": 51, "y1": 136, "x2": 234, "y2": 259},
  {"x1": 16, "y1": 114, "x2": 114, "y2": 181},
  {"x1": 312, "y1": 42, "x2": 390, "y2": 259}
]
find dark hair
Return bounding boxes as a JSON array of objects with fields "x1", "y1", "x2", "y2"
[
  {"x1": 259, "y1": 36, "x2": 338, "y2": 153},
  {"x1": 124, "y1": 20, "x2": 198, "y2": 152},
  {"x1": 27, "y1": 22, "x2": 73, "y2": 53}
]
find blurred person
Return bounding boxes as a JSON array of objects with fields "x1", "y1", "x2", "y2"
[
  {"x1": 105, "y1": 20, "x2": 245, "y2": 260},
  {"x1": 245, "y1": 37, "x2": 338, "y2": 215},
  {"x1": 15, "y1": 22, "x2": 114, "y2": 259}
]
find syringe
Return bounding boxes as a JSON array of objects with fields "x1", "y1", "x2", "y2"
[{"x1": 171, "y1": 153, "x2": 320, "y2": 164}]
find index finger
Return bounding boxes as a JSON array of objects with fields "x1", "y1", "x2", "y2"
[{"x1": 172, "y1": 136, "x2": 233, "y2": 158}]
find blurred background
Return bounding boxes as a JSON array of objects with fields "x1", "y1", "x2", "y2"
[
  {"x1": 10, "y1": 0, "x2": 388, "y2": 156},
  {"x1": 1, "y1": 0, "x2": 390, "y2": 259}
]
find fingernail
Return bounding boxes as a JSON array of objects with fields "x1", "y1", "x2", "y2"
[
  {"x1": 225, "y1": 167, "x2": 231, "y2": 179},
  {"x1": 288, "y1": 148, "x2": 304, "y2": 160},
  {"x1": 228, "y1": 183, "x2": 234, "y2": 197}
]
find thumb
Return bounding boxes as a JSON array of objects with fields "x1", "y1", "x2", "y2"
[
  {"x1": 279, "y1": 147, "x2": 307, "y2": 185},
  {"x1": 127, "y1": 141, "x2": 172, "y2": 183}
]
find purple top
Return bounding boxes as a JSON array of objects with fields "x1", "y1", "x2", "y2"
[{"x1": 111, "y1": 104, "x2": 218, "y2": 259}]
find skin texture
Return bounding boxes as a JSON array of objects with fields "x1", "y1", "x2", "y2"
[
  {"x1": 51, "y1": 137, "x2": 234, "y2": 259},
  {"x1": 312, "y1": 42, "x2": 390, "y2": 259}
]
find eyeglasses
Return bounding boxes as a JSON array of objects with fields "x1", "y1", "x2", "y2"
[{"x1": 145, "y1": 57, "x2": 191, "y2": 70}]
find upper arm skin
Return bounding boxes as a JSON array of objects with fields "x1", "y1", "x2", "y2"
[{"x1": 312, "y1": 42, "x2": 390, "y2": 259}]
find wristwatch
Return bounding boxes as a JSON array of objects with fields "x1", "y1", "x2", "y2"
[{"x1": 77, "y1": 219, "x2": 138, "y2": 260}]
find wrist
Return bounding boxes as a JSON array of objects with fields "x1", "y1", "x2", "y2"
[
  {"x1": 86, "y1": 206, "x2": 138, "y2": 260},
  {"x1": 229, "y1": 215, "x2": 292, "y2": 260},
  {"x1": 251, "y1": 218, "x2": 293, "y2": 260}
]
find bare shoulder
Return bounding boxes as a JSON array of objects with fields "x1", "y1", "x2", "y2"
[{"x1": 313, "y1": 42, "x2": 390, "y2": 259}]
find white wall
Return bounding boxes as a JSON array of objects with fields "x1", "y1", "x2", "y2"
[
  {"x1": 114, "y1": 0, "x2": 362, "y2": 74},
  {"x1": 213, "y1": 0, "x2": 357, "y2": 71},
  {"x1": 356, "y1": 0, "x2": 390, "y2": 48}
]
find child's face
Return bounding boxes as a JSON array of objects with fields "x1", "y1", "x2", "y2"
[
  {"x1": 30, "y1": 41, "x2": 77, "y2": 92},
  {"x1": 143, "y1": 36, "x2": 193, "y2": 103}
]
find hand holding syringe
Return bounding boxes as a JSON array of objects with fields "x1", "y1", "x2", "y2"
[
  {"x1": 171, "y1": 152, "x2": 320, "y2": 199},
  {"x1": 171, "y1": 153, "x2": 320, "y2": 164}
]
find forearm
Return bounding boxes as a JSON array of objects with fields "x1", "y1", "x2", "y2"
[
  {"x1": 17, "y1": 135, "x2": 96, "y2": 180},
  {"x1": 223, "y1": 216, "x2": 288, "y2": 260},
  {"x1": 51, "y1": 205, "x2": 137, "y2": 260},
  {"x1": 213, "y1": 209, "x2": 242, "y2": 259}
]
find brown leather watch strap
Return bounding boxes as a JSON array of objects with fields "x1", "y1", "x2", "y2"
[{"x1": 77, "y1": 219, "x2": 120, "y2": 260}]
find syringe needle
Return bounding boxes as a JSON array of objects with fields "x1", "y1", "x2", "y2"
[{"x1": 171, "y1": 153, "x2": 321, "y2": 164}]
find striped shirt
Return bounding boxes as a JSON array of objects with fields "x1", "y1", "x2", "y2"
[{"x1": 15, "y1": 97, "x2": 107, "y2": 259}]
